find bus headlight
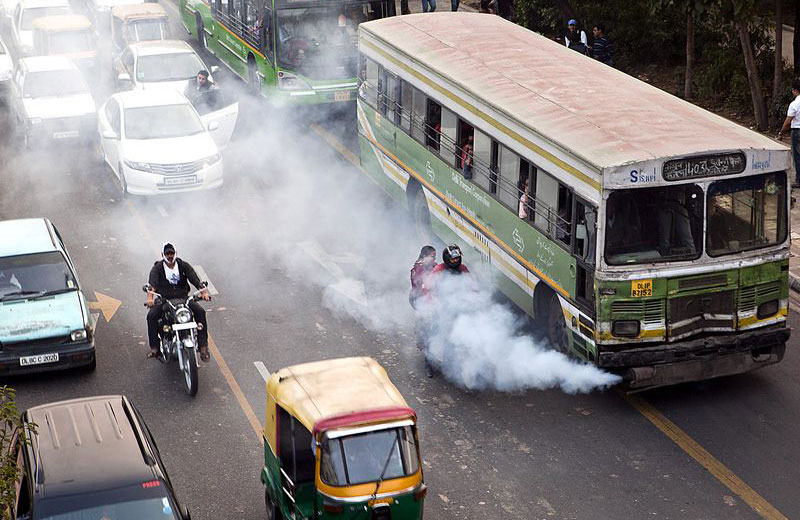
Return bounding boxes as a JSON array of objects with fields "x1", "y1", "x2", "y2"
[
  {"x1": 175, "y1": 308, "x2": 192, "y2": 324},
  {"x1": 757, "y1": 300, "x2": 779, "y2": 319},
  {"x1": 612, "y1": 320, "x2": 640, "y2": 338},
  {"x1": 277, "y1": 71, "x2": 311, "y2": 91},
  {"x1": 71, "y1": 329, "x2": 87, "y2": 342}
]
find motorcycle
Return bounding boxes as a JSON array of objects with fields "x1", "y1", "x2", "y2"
[{"x1": 142, "y1": 284, "x2": 209, "y2": 396}]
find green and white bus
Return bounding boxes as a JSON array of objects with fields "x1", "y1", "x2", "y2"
[
  {"x1": 357, "y1": 13, "x2": 791, "y2": 390},
  {"x1": 180, "y1": 0, "x2": 394, "y2": 106}
]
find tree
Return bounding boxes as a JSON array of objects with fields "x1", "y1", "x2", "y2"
[
  {"x1": 686, "y1": 3, "x2": 696, "y2": 99},
  {"x1": 0, "y1": 386, "x2": 30, "y2": 517}
]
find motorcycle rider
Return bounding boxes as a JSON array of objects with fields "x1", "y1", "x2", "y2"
[
  {"x1": 431, "y1": 243, "x2": 470, "y2": 278},
  {"x1": 146, "y1": 243, "x2": 211, "y2": 362}
]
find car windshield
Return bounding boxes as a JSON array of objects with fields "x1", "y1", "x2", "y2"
[
  {"x1": 320, "y1": 426, "x2": 419, "y2": 486},
  {"x1": 21, "y1": 6, "x2": 71, "y2": 30},
  {"x1": 128, "y1": 19, "x2": 169, "y2": 41},
  {"x1": 48, "y1": 30, "x2": 93, "y2": 53},
  {"x1": 276, "y1": 2, "x2": 387, "y2": 80},
  {"x1": 22, "y1": 69, "x2": 88, "y2": 97},
  {"x1": 39, "y1": 485, "x2": 180, "y2": 520},
  {"x1": 0, "y1": 251, "x2": 76, "y2": 300},
  {"x1": 124, "y1": 104, "x2": 204, "y2": 140},
  {"x1": 605, "y1": 184, "x2": 703, "y2": 265},
  {"x1": 136, "y1": 52, "x2": 203, "y2": 82},
  {"x1": 707, "y1": 172, "x2": 787, "y2": 256}
]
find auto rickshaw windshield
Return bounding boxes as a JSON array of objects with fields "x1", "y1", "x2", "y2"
[{"x1": 320, "y1": 425, "x2": 420, "y2": 486}]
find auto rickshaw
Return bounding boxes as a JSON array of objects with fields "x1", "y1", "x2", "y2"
[
  {"x1": 110, "y1": 3, "x2": 170, "y2": 56},
  {"x1": 32, "y1": 14, "x2": 98, "y2": 72},
  {"x1": 261, "y1": 357, "x2": 426, "y2": 520}
]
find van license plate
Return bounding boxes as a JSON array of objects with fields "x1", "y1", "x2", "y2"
[
  {"x1": 334, "y1": 90, "x2": 351, "y2": 102},
  {"x1": 53, "y1": 130, "x2": 79, "y2": 139},
  {"x1": 165, "y1": 175, "x2": 197, "y2": 186},
  {"x1": 20, "y1": 353, "x2": 59, "y2": 366},
  {"x1": 631, "y1": 279, "x2": 653, "y2": 297}
]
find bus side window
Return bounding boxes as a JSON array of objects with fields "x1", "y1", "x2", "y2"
[
  {"x1": 472, "y1": 128, "x2": 492, "y2": 193},
  {"x1": 535, "y1": 171, "x2": 558, "y2": 235},
  {"x1": 498, "y1": 145, "x2": 520, "y2": 210},
  {"x1": 425, "y1": 99, "x2": 441, "y2": 152},
  {"x1": 574, "y1": 199, "x2": 596, "y2": 267},
  {"x1": 399, "y1": 80, "x2": 412, "y2": 132},
  {"x1": 490, "y1": 140, "x2": 499, "y2": 194},
  {"x1": 411, "y1": 87, "x2": 426, "y2": 144},
  {"x1": 364, "y1": 58, "x2": 379, "y2": 108},
  {"x1": 440, "y1": 106, "x2": 457, "y2": 167},
  {"x1": 556, "y1": 185, "x2": 573, "y2": 245},
  {"x1": 518, "y1": 159, "x2": 535, "y2": 222},
  {"x1": 456, "y1": 119, "x2": 474, "y2": 177}
]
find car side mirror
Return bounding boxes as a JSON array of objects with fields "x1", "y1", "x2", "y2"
[
  {"x1": 142, "y1": 284, "x2": 151, "y2": 292},
  {"x1": 210, "y1": 65, "x2": 219, "y2": 75},
  {"x1": 116, "y1": 72, "x2": 131, "y2": 88},
  {"x1": 207, "y1": 121, "x2": 219, "y2": 131},
  {"x1": 102, "y1": 129, "x2": 117, "y2": 140}
]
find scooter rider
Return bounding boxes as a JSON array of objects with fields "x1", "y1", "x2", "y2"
[{"x1": 146, "y1": 243, "x2": 211, "y2": 362}]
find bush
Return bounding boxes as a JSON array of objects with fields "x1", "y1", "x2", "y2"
[{"x1": 0, "y1": 386, "x2": 31, "y2": 518}]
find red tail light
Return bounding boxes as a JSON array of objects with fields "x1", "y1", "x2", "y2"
[
  {"x1": 413, "y1": 484, "x2": 428, "y2": 501},
  {"x1": 323, "y1": 501, "x2": 345, "y2": 514}
]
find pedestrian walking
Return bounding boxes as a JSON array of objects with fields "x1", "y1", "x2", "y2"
[
  {"x1": 591, "y1": 23, "x2": 613, "y2": 65},
  {"x1": 778, "y1": 78, "x2": 800, "y2": 187},
  {"x1": 421, "y1": 0, "x2": 436, "y2": 12},
  {"x1": 564, "y1": 19, "x2": 588, "y2": 55}
]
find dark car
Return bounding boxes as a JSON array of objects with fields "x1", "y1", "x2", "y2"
[{"x1": 11, "y1": 395, "x2": 191, "y2": 520}]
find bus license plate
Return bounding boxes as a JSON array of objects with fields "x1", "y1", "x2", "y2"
[
  {"x1": 165, "y1": 175, "x2": 197, "y2": 186},
  {"x1": 334, "y1": 90, "x2": 351, "y2": 102},
  {"x1": 20, "y1": 353, "x2": 59, "y2": 366},
  {"x1": 53, "y1": 130, "x2": 79, "y2": 139},
  {"x1": 631, "y1": 279, "x2": 653, "y2": 297}
]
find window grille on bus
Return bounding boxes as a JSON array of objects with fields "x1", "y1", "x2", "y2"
[
  {"x1": 212, "y1": 7, "x2": 261, "y2": 50},
  {"x1": 363, "y1": 80, "x2": 571, "y2": 245}
]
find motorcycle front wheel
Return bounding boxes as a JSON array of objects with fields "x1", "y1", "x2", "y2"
[{"x1": 181, "y1": 346, "x2": 199, "y2": 397}]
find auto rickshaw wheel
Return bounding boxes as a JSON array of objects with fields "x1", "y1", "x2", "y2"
[
  {"x1": 264, "y1": 488, "x2": 281, "y2": 520},
  {"x1": 546, "y1": 293, "x2": 570, "y2": 355}
]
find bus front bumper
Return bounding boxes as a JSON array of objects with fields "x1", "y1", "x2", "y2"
[{"x1": 597, "y1": 326, "x2": 790, "y2": 390}]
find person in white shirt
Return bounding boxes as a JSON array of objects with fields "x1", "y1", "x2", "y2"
[
  {"x1": 778, "y1": 79, "x2": 800, "y2": 187},
  {"x1": 564, "y1": 19, "x2": 588, "y2": 55}
]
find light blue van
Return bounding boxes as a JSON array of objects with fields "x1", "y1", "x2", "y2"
[{"x1": 0, "y1": 218, "x2": 95, "y2": 374}]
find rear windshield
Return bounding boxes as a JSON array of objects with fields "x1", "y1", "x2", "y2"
[
  {"x1": 0, "y1": 251, "x2": 76, "y2": 300},
  {"x1": 39, "y1": 483, "x2": 180, "y2": 519},
  {"x1": 129, "y1": 19, "x2": 169, "y2": 41},
  {"x1": 320, "y1": 426, "x2": 419, "y2": 486},
  {"x1": 22, "y1": 69, "x2": 89, "y2": 98}
]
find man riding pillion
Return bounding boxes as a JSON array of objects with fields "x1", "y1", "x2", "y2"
[{"x1": 146, "y1": 243, "x2": 211, "y2": 361}]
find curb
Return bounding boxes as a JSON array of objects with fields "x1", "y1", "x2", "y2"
[{"x1": 790, "y1": 272, "x2": 800, "y2": 294}]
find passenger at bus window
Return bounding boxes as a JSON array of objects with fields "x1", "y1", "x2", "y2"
[
  {"x1": 425, "y1": 104, "x2": 441, "y2": 151},
  {"x1": 518, "y1": 177, "x2": 529, "y2": 220},
  {"x1": 556, "y1": 205, "x2": 571, "y2": 244},
  {"x1": 461, "y1": 136, "x2": 473, "y2": 179},
  {"x1": 656, "y1": 191, "x2": 695, "y2": 257}
]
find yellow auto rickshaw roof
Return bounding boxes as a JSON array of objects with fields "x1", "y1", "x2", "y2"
[
  {"x1": 111, "y1": 3, "x2": 167, "y2": 21},
  {"x1": 267, "y1": 357, "x2": 412, "y2": 434},
  {"x1": 32, "y1": 14, "x2": 92, "y2": 32}
]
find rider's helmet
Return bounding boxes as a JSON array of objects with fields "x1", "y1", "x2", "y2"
[{"x1": 442, "y1": 244, "x2": 462, "y2": 271}]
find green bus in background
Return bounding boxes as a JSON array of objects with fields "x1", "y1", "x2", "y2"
[
  {"x1": 180, "y1": 0, "x2": 394, "y2": 106},
  {"x1": 357, "y1": 13, "x2": 791, "y2": 390}
]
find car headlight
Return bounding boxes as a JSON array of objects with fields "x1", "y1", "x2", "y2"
[
  {"x1": 757, "y1": 299, "x2": 779, "y2": 319},
  {"x1": 28, "y1": 117, "x2": 42, "y2": 125},
  {"x1": 611, "y1": 320, "x2": 640, "y2": 338},
  {"x1": 123, "y1": 159, "x2": 153, "y2": 172},
  {"x1": 175, "y1": 308, "x2": 192, "y2": 324},
  {"x1": 277, "y1": 71, "x2": 312, "y2": 91},
  {"x1": 71, "y1": 329, "x2": 88, "y2": 342},
  {"x1": 203, "y1": 153, "x2": 220, "y2": 167}
]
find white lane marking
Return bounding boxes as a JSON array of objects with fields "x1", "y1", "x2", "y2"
[
  {"x1": 193, "y1": 265, "x2": 219, "y2": 295},
  {"x1": 254, "y1": 361, "x2": 270, "y2": 382},
  {"x1": 297, "y1": 239, "x2": 367, "y2": 305}
]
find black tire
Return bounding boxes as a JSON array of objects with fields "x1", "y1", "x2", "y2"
[
  {"x1": 184, "y1": 347, "x2": 199, "y2": 397},
  {"x1": 83, "y1": 354, "x2": 97, "y2": 372},
  {"x1": 195, "y1": 14, "x2": 205, "y2": 48},
  {"x1": 264, "y1": 488, "x2": 281, "y2": 520},
  {"x1": 116, "y1": 163, "x2": 128, "y2": 199},
  {"x1": 546, "y1": 293, "x2": 570, "y2": 355},
  {"x1": 248, "y1": 58, "x2": 260, "y2": 96}
]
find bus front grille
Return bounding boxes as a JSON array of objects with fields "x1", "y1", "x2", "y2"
[{"x1": 667, "y1": 289, "x2": 736, "y2": 340}]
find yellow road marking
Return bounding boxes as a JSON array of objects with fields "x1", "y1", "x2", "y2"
[
  {"x1": 125, "y1": 200, "x2": 263, "y2": 442},
  {"x1": 624, "y1": 393, "x2": 788, "y2": 520},
  {"x1": 311, "y1": 126, "x2": 790, "y2": 520}
]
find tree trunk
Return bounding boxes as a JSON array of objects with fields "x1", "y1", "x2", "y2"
[
  {"x1": 685, "y1": 7, "x2": 695, "y2": 100},
  {"x1": 772, "y1": 0, "x2": 783, "y2": 125},
  {"x1": 738, "y1": 19, "x2": 769, "y2": 130},
  {"x1": 794, "y1": 4, "x2": 800, "y2": 68}
]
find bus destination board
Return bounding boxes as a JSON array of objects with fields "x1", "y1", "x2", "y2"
[{"x1": 662, "y1": 152, "x2": 746, "y2": 181}]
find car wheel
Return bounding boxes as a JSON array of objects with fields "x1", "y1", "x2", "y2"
[
  {"x1": 116, "y1": 163, "x2": 128, "y2": 199},
  {"x1": 84, "y1": 354, "x2": 97, "y2": 372},
  {"x1": 264, "y1": 488, "x2": 281, "y2": 520},
  {"x1": 248, "y1": 59, "x2": 260, "y2": 96}
]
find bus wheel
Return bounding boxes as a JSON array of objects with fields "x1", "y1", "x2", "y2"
[
  {"x1": 264, "y1": 488, "x2": 281, "y2": 520},
  {"x1": 411, "y1": 185, "x2": 434, "y2": 242},
  {"x1": 195, "y1": 14, "x2": 205, "y2": 48},
  {"x1": 546, "y1": 293, "x2": 570, "y2": 355},
  {"x1": 248, "y1": 58, "x2": 260, "y2": 96}
]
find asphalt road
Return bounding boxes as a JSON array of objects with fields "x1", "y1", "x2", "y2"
[{"x1": 1, "y1": 4, "x2": 800, "y2": 519}]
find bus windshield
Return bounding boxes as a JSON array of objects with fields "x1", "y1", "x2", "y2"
[
  {"x1": 320, "y1": 426, "x2": 419, "y2": 486},
  {"x1": 276, "y1": 3, "x2": 373, "y2": 80},
  {"x1": 605, "y1": 184, "x2": 703, "y2": 265},
  {"x1": 707, "y1": 172, "x2": 786, "y2": 257}
]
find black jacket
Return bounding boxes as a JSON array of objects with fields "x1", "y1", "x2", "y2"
[{"x1": 148, "y1": 258, "x2": 203, "y2": 300}]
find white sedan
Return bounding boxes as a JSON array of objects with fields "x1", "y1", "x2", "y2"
[{"x1": 97, "y1": 89, "x2": 238, "y2": 196}]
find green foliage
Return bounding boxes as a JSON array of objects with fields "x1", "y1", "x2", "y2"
[{"x1": 0, "y1": 386, "x2": 30, "y2": 519}]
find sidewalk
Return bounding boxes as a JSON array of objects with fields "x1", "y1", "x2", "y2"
[{"x1": 789, "y1": 193, "x2": 800, "y2": 293}]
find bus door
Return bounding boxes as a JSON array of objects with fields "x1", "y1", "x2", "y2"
[{"x1": 572, "y1": 196, "x2": 597, "y2": 355}]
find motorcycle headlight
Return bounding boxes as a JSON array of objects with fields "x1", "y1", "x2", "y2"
[
  {"x1": 71, "y1": 329, "x2": 87, "y2": 342},
  {"x1": 123, "y1": 159, "x2": 153, "y2": 172},
  {"x1": 175, "y1": 308, "x2": 192, "y2": 324}
]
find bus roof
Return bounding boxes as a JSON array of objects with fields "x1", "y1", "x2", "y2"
[
  {"x1": 111, "y1": 3, "x2": 167, "y2": 21},
  {"x1": 267, "y1": 357, "x2": 413, "y2": 435},
  {"x1": 359, "y1": 13, "x2": 787, "y2": 181}
]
